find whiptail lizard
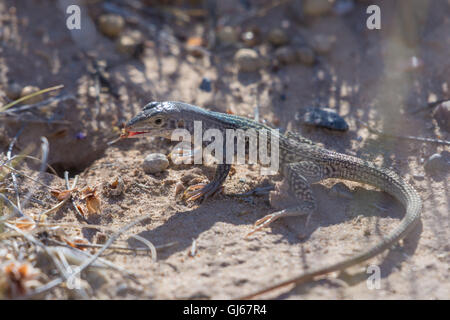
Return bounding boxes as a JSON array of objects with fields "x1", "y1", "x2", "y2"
[{"x1": 124, "y1": 101, "x2": 422, "y2": 299}]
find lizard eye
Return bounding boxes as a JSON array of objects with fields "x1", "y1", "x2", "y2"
[{"x1": 154, "y1": 118, "x2": 163, "y2": 125}]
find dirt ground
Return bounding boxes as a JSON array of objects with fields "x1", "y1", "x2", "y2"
[{"x1": 0, "y1": 0, "x2": 449, "y2": 299}]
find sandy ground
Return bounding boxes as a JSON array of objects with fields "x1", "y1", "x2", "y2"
[{"x1": 0, "y1": 0, "x2": 448, "y2": 299}]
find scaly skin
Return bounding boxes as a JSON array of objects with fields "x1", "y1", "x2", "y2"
[{"x1": 125, "y1": 101, "x2": 422, "y2": 299}]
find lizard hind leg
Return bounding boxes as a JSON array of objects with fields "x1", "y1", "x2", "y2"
[{"x1": 246, "y1": 161, "x2": 322, "y2": 237}]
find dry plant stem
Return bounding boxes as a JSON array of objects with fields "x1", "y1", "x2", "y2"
[
  {"x1": 0, "y1": 193, "x2": 32, "y2": 221},
  {"x1": 64, "y1": 171, "x2": 88, "y2": 222},
  {"x1": 0, "y1": 154, "x2": 59, "y2": 176},
  {"x1": 65, "y1": 214, "x2": 152, "y2": 285},
  {"x1": 0, "y1": 114, "x2": 71, "y2": 125},
  {"x1": 4, "y1": 223, "x2": 76, "y2": 297},
  {"x1": 129, "y1": 234, "x2": 157, "y2": 261},
  {"x1": 0, "y1": 84, "x2": 64, "y2": 112},
  {"x1": 7, "y1": 129, "x2": 24, "y2": 212},
  {"x1": 74, "y1": 240, "x2": 177, "y2": 252},
  {"x1": 357, "y1": 119, "x2": 450, "y2": 146},
  {"x1": 21, "y1": 137, "x2": 49, "y2": 209},
  {"x1": 1, "y1": 93, "x2": 73, "y2": 114},
  {"x1": 2, "y1": 164, "x2": 53, "y2": 189}
]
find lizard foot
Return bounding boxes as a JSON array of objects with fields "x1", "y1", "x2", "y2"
[
  {"x1": 183, "y1": 182, "x2": 223, "y2": 202},
  {"x1": 245, "y1": 206, "x2": 313, "y2": 238}
]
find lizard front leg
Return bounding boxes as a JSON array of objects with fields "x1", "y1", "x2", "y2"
[
  {"x1": 246, "y1": 161, "x2": 323, "y2": 237},
  {"x1": 183, "y1": 164, "x2": 231, "y2": 202}
]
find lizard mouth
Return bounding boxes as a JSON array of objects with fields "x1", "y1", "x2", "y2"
[
  {"x1": 119, "y1": 129, "x2": 151, "y2": 139},
  {"x1": 127, "y1": 131, "x2": 148, "y2": 137}
]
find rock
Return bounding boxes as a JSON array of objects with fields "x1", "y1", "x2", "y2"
[
  {"x1": 301, "y1": 107, "x2": 349, "y2": 131},
  {"x1": 303, "y1": 0, "x2": 334, "y2": 16},
  {"x1": 432, "y1": 100, "x2": 450, "y2": 132},
  {"x1": 216, "y1": 26, "x2": 238, "y2": 46},
  {"x1": 143, "y1": 153, "x2": 169, "y2": 174},
  {"x1": 5, "y1": 82, "x2": 22, "y2": 100},
  {"x1": 275, "y1": 46, "x2": 297, "y2": 65},
  {"x1": 20, "y1": 85, "x2": 43, "y2": 104},
  {"x1": 98, "y1": 14, "x2": 125, "y2": 38},
  {"x1": 311, "y1": 34, "x2": 336, "y2": 54},
  {"x1": 296, "y1": 46, "x2": 315, "y2": 65},
  {"x1": 199, "y1": 77, "x2": 212, "y2": 92},
  {"x1": 241, "y1": 28, "x2": 260, "y2": 46},
  {"x1": 234, "y1": 48, "x2": 261, "y2": 72},
  {"x1": 424, "y1": 152, "x2": 450, "y2": 176},
  {"x1": 116, "y1": 31, "x2": 144, "y2": 56},
  {"x1": 333, "y1": 0, "x2": 355, "y2": 15},
  {"x1": 267, "y1": 28, "x2": 289, "y2": 47}
]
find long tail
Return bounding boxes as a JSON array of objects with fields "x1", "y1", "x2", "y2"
[{"x1": 240, "y1": 153, "x2": 422, "y2": 299}]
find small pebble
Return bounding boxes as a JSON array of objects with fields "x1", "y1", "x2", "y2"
[
  {"x1": 275, "y1": 46, "x2": 298, "y2": 65},
  {"x1": 234, "y1": 48, "x2": 261, "y2": 72},
  {"x1": 301, "y1": 107, "x2": 349, "y2": 131},
  {"x1": 5, "y1": 82, "x2": 22, "y2": 100},
  {"x1": 241, "y1": 29, "x2": 259, "y2": 46},
  {"x1": 143, "y1": 153, "x2": 169, "y2": 174},
  {"x1": 424, "y1": 152, "x2": 450, "y2": 176},
  {"x1": 303, "y1": 0, "x2": 334, "y2": 16},
  {"x1": 333, "y1": 0, "x2": 355, "y2": 15},
  {"x1": 267, "y1": 28, "x2": 289, "y2": 47},
  {"x1": 20, "y1": 85, "x2": 43, "y2": 104},
  {"x1": 432, "y1": 100, "x2": 450, "y2": 132},
  {"x1": 75, "y1": 132, "x2": 86, "y2": 140},
  {"x1": 98, "y1": 14, "x2": 125, "y2": 38},
  {"x1": 199, "y1": 77, "x2": 212, "y2": 92},
  {"x1": 116, "y1": 31, "x2": 144, "y2": 56},
  {"x1": 216, "y1": 26, "x2": 238, "y2": 46}
]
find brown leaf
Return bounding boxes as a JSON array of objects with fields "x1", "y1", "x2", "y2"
[
  {"x1": 50, "y1": 189, "x2": 73, "y2": 201},
  {"x1": 86, "y1": 195, "x2": 101, "y2": 214}
]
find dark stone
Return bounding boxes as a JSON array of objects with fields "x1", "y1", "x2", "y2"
[
  {"x1": 301, "y1": 107, "x2": 349, "y2": 131},
  {"x1": 199, "y1": 77, "x2": 212, "y2": 92}
]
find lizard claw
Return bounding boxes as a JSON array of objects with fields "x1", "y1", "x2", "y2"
[
  {"x1": 183, "y1": 183, "x2": 223, "y2": 202},
  {"x1": 245, "y1": 213, "x2": 280, "y2": 238}
]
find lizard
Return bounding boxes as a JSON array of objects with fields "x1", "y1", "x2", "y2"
[{"x1": 123, "y1": 101, "x2": 422, "y2": 299}]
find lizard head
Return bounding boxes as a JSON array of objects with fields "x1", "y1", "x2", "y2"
[{"x1": 125, "y1": 101, "x2": 185, "y2": 139}]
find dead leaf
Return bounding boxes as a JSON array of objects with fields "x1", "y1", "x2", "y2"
[
  {"x1": 86, "y1": 195, "x2": 101, "y2": 214},
  {"x1": 50, "y1": 189, "x2": 73, "y2": 201}
]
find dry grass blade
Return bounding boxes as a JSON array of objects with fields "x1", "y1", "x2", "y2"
[
  {"x1": 129, "y1": 234, "x2": 157, "y2": 261},
  {"x1": 64, "y1": 171, "x2": 88, "y2": 222},
  {"x1": 65, "y1": 214, "x2": 152, "y2": 285},
  {"x1": 0, "y1": 84, "x2": 64, "y2": 112},
  {"x1": 21, "y1": 137, "x2": 49, "y2": 210}
]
